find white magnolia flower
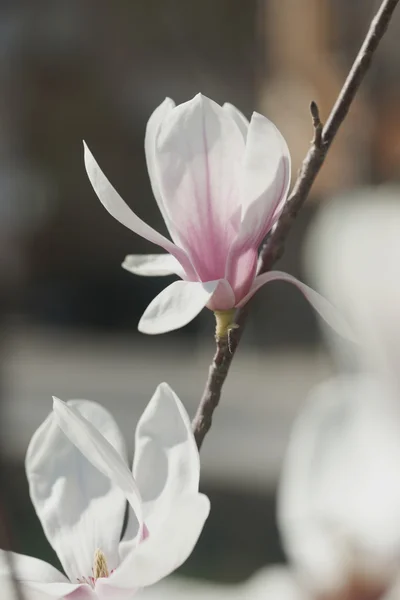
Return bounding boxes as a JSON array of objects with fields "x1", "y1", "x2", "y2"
[
  {"x1": 305, "y1": 187, "x2": 400, "y2": 392},
  {"x1": 0, "y1": 383, "x2": 209, "y2": 599},
  {"x1": 276, "y1": 189, "x2": 400, "y2": 599},
  {"x1": 278, "y1": 375, "x2": 400, "y2": 599}
]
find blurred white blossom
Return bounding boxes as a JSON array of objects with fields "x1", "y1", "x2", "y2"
[{"x1": 276, "y1": 188, "x2": 400, "y2": 599}]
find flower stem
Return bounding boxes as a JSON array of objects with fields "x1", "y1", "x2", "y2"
[{"x1": 213, "y1": 309, "x2": 236, "y2": 340}]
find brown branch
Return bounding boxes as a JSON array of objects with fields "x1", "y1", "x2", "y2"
[{"x1": 192, "y1": 0, "x2": 399, "y2": 449}]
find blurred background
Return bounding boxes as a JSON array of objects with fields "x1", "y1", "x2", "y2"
[{"x1": 0, "y1": 0, "x2": 399, "y2": 587}]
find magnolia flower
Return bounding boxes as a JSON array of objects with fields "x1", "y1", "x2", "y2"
[
  {"x1": 275, "y1": 188, "x2": 400, "y2": 599},
  {"x1": 0, "y1": 383, "x2": 209, "y2": 599},
  {"x1": 84, "y1": 93, "x2": 352, "y2": 339},
  {"x1": 305, "y1": 187, "x2": 400, "y2": 392},
  {"x1": 278, "y1": 375, "x2": 400, "y2": 600}
]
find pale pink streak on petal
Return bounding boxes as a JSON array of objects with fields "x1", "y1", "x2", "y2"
[
  {"x1": 24, "y1": 582, "x2": 95, "y2": 599},
  {"x1": 237, "y1": 271, "x2": 357, "y2": 342},
  {"x1": 225, "y1": 246, "x2": 258, "y2": 305},
  {"x1": 138, "y1": 280, "x2": 221, "y2": 334},
  {"x1": 83, "y1": 142, "x2": 196, "y2": 280},
  {"x1": 154, "y1": 94, "x2": 245, "y2": 281}
]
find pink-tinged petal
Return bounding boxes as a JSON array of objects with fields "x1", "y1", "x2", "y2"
[
  {"x1": 222, "y1": 102, "x2": 249, "y2": 139},
  {"x1": 145, "y1": 97, "x2": 176, "y2": 237},
  {"x1": 138, "y1": 280, "x2": 221, "y2": 334},
  {"x1": 19, "y1": 582, "x2": 94, "y2": 600},
  {"x1": 0, "y1": 551, "x2": 92, "y2": 600},
  {"x1": 237, "y1": 112, "x2": 291, "y2": 248},
  {"x1": 26, "y1": 401, "x2": 128, "y2": 582},
  {"x1": 154, "y1": 94, "x2": 245, "y2": 281},
  {"x1": 52, "y1": 398, "x2": 144, "y2": 543},
  {"x1": 224, "y1": 246, "x2": 258, "y2": 305},
  {"x1": 206, "y1": 279, "x2": 236, "y2": 311},
  {"x1": 237, "y1": 271, "x2": 356, "y2": 343},
  {"x1": 133, "y1": 383, "x2": 200, "y2": 529},
  {"x1": 83, "y1": 142, "x2": 196, "y2": 280},
  {"x1": 107, "y1": 493, "x2": 210, "y2": 590},
  {"x1": 122, "y1": 254, "x2": 185, "y2": 279}
]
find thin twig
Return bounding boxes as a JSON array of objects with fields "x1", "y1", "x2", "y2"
[
  {"x1": 192, "y1": 0, "x2": 399, "y2": 449},
  {"x1": 310, "y1": 101, "x2": 322, "y2": 148}
]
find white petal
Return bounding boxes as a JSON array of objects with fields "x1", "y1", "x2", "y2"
[
  {"x1": 136, "y1": 567, "x2": 305, "y2": 600},
  {"x1": 0, "y1": 551, "x2": 67, "y2": 583},
  {"x1": 108, "y1": 493, "x2": 210, "y2": 590},
  {"x1": 83, "y1": 142, "x2": 196, "y2": 279},
  {"x1": 305, "y1": 190, "x2": 400, "y2": 390},
  {"x1": 138, "y1": 280, "x2": 220, "y2": 334},
  {"x1": 52, "y1": 398, "x2": 144, "y2": 544},
  {"x1": 134, "y1": 383, "x2": 200, "y2": 527},
  {"x1": 237, "y1": 271, "x2": 356, "y2": 342},
  {"x1": 0, "y1": 551, "x2": 91, "y2": 600},
  {"x1": 120, "y1": 382, "x2": 199, "y2": 560},
  {"x1": 122, "y1": 254, "x2": 185, "y2": 278},
  {"x1": 240, "y1": 567, "x2": 306, "y2": 600},
  {"x1": 222, "y1": 102, "x2": 249, "y2": 139},
  {"x1": 26, "y1": 400, "x2": 128, "y2": 582},
  {"x1": 238, "y1": 112, "x2": 291, "y2": 247},
  {"x1": 145, "y1": 97, "x2": 176, "y2": 236},
  {"x1": 153, "y1": 94, "x2": 245, "y2": 281},
  {"x1": 278, "y1": 376, "x2": 400, "y2": 592}
]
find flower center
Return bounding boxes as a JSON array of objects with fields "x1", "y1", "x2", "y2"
[
  {"x1": 78, "y1": 548, "x2": 112, "y2": 588},
  {"x1": 93, "y1": 548, "x2": 109, "y2": 579}
]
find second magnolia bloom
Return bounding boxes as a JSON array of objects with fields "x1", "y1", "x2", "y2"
[{"x1": 84, "y1": 93, "x2": 352, "y2": 338}]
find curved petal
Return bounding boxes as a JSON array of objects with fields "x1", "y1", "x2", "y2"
[
  {"x1": 138, "y1": 280, "x2": 220, "y2": 334},
  {"x1": 305, "y1": 191, "x2": 400, "y2": 391},
  {"x1": 52, "y1": 399, "x2": 144, "y2": 545},
  {"x1": 105, "y1": 493, "x2": 210, "y2": 590},
  {"x1": 145, "y1": 97, "x2": 176, "y2": 237},
  {"x1": 134, "y1": 383, "x2": 200, "y2": 527},
  {"x1": 26, "y1": 400, "x2": 128, "y2": 582},
  {"x1": 83, "y1": 142, "x2": 196, "y2": 280},
  {"x1": 119, "y1": 382, "x2": 199, "y2": 561},
  {"x1": 206, "y1": 278, "x2": 236, "y2": 311},
  {"x1": 0, "y1": 551, "x2": 67, "y2": 584},
  {"x1": 122, "y1": 254, "x2": 185, "y2": 279},
  {"x1": 278, "y1": 376, "x2": 400, "y2": 593},
  {"x1": 224, "y1": 245, "x2": 258, "y2": 305},
  {"x1": 222, "y1": 102, "x2": 249, "y2": 139},
  {"x1": 240, "y1": 567, "x2": 306, "y2": 600},
  {"x1": 0, "y1": 552, "x2": 92, "y2": 599},
  {"x1": 154, "y1": 93, "x2": 245, "y2": 281},
  {"x1": 237, "y1": 112, "x2": 291, "y2": 247},
  {"x1": 237, "y1": 271, "x2": 356, "y2": 343}
]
